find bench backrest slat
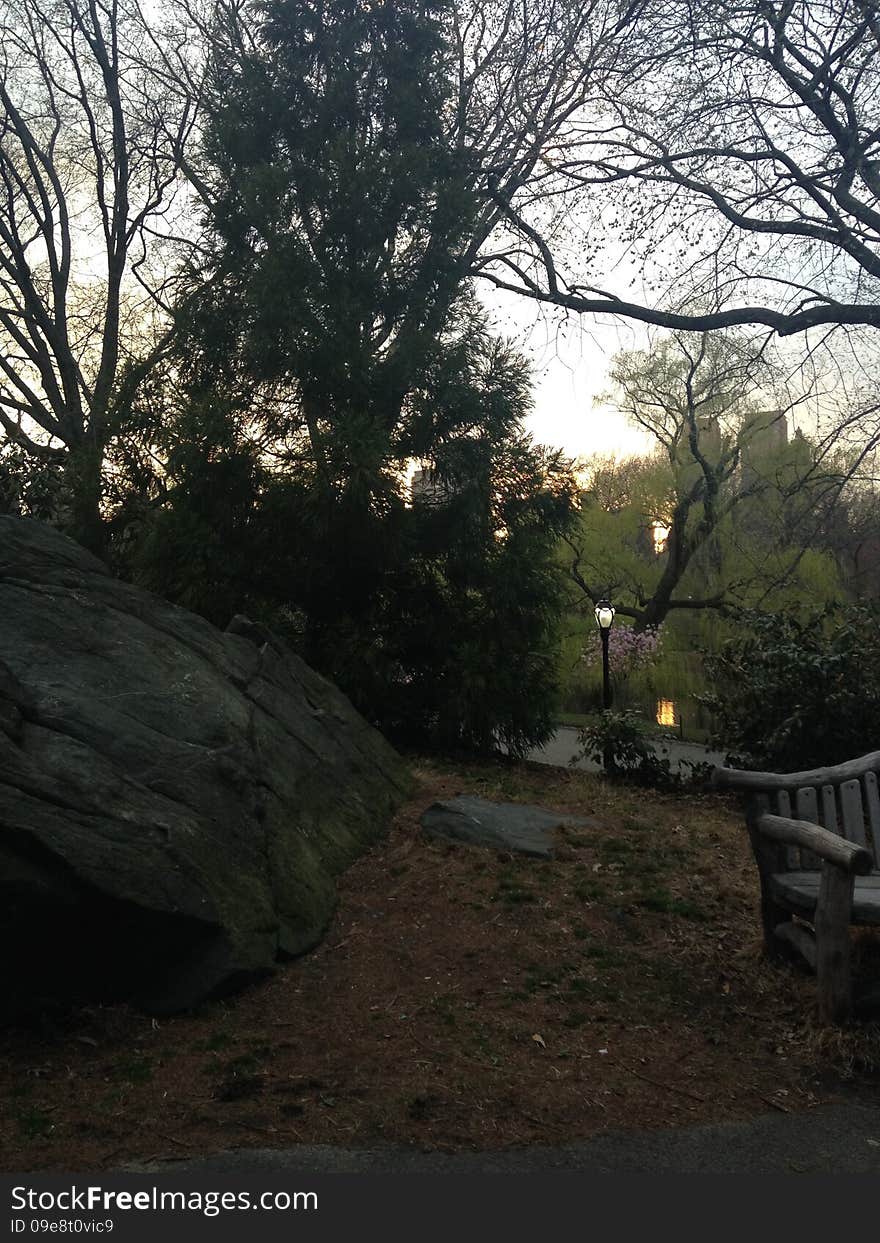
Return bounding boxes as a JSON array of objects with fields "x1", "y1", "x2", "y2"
[
  {"x1": 821, "y1": 783, "x2": 839, "y2": 836},
  {"x1": 774, "y1": 790, "x2": 798, "y2": 868},
  {"x1": 795, "y1": 785, "x2": 820, "y2": 870},
  {"x1": 839, "y1": 779, "x2": 868, "y2": 850},
  {"x1": 864, "y1": 770, "x2": 880, "y2": 867}
]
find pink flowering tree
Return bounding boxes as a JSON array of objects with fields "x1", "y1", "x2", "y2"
[{"x1": 580, "y1": 625, "x2": 662, "y2": 684}]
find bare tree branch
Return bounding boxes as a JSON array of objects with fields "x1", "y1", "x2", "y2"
[
  {"x1": 0, "y1": 0, "x2": 197, "y2": 546},
  {"x1": 473, "y1": 0, "x2": 880, "y2": 339}
]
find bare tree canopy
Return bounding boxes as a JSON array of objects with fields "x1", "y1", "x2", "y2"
[
  {"x1": 0, "y1": 0, "x2": 196, "y2": 545},
  {"x1": 475, "y1": 0, "x2": 880, "y2": 337},
  {"x1": 564, "y1": 330, "x2": 859, "y2": 628},
  {"x1": 4, "y1": 0, "x2": 879, "y2": 551}
]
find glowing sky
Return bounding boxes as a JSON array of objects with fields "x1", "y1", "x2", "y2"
[{"x1": 484, "y1": 288, "x2": 654, "y2": 463}]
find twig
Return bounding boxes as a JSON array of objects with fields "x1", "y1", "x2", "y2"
[
  {"x1": 626, "y1": 1066, "x2": 707, "y2": 1103},
  {"x1": 758, "y1": 1094, "x2": 791, "y2": 1114},
  {"x1": 226, "y1": 1119, "x2": 304, "y2": 1140},
  {"x1": 154, "y1": 1131, "x2": 194, "y2": 1149}
]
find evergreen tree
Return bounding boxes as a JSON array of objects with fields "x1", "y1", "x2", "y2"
[
  {"x1": 191, "y1": 0, "x2": 472, "y2": 433},
  {"x1": 137, "y1": 0, "x2": 575, "y2": 755}
]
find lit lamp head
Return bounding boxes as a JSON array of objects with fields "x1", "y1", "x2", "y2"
[{"x1": 594, "y1": 600, "x2": 615, "y2": 631}]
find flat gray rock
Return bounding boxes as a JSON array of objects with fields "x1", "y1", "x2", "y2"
[{"x1": 420, "y1": 795, "x2": 594, "y2": 858}]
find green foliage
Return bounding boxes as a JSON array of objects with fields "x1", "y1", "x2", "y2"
[
  {"x1": 120, "y1": 397, "x2": 269, "y2": 627},
  {"x1": 189, "y1": 0, "x2": 470, "y2": 408},
  {"x1": 572, "y1": 704, "x2": 714, "y2": 787},
  {"x1": 378, "y1": 427, "x2": 575, "y2": 758},
  {"x1": 563, "y1": 331, "x2": 854, "y2": 696},
  {"x1": 575, "y1": 709, "x2": 678, "y2": 786},
  {"x1": 559, "y1": 421, "x2": 851, "y2": 725},
  {"x1": 126, "y1": 309, "x2": 574, "y2": 759},
  {"x1": 702, "y1": 604, "x2": 880, "y2": 769},
  {"x1": 113, "y1": 0, "x2": 578, "y2": 756},
  {"x1": 0, "y1": 444, "x2": 66, "y2": 522},
  {"x1": 576, "y1": 709, "x2": 648, "y2": 770}
]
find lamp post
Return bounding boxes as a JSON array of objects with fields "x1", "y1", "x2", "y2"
[
  {"x1": 594, "y1": 599, "x2": 615, "y2": 711},
  {"x1": 594, "y1": 598, "x2": 616, "y2": 774}
]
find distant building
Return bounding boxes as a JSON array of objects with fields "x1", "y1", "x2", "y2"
[
  {"x1": 651, "y1": 521, "x2": 670, "y2": 555},
  {"x1": 743, "y1": 409, "x2": 788, "y2": 454},
  {"x1": 738, "y1": 409, "x2": 789, "y2": 497},
  {"x1": 694, "y1": 414, "x2": 722, "y2": 462},
  {"x1": 411, "y1": 467, "x2": 456, "y2": 506}
]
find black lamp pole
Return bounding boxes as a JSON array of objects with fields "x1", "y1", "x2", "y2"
[
  {"x1": 594, "y1": 599, "x2": 616, "y2": 772},
  {"x1": 594, "y1": 599, "x2": 616, "y2": 706},
  {"x1": 600, "y1": 626, "x2": 611, "y2": 710}
]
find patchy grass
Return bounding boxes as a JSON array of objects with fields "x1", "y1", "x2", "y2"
[
  {"x1": 1, "y1": 754, "x2": 879, "y2": 1171},
  {"x1": 15, "y1": 1107, "x2": 55, "y2": 1141}
]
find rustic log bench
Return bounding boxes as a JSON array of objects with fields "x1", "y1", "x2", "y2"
[{"x1": 713, "y1": 751, "x2": 880, "y2": 1023}]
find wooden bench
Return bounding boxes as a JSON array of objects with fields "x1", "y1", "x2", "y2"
[{"x1": 713, "y1": 751, "x2": 880, "y2": 1023}]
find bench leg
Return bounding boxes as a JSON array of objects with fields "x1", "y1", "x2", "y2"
[
  {"x1": 756, "y1": 882, "x2": 795, "y2": 963},
  {"x1": 814, "y1": 863, "x2": 854, "y2": 1024},
  {"x1": 750, "y1": 815, "x2": 797, "y2": 964}
]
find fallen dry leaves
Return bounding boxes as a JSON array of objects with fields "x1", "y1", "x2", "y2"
[{"x1": 2, "y1": 754, "x2": 879, "y2": 1171}]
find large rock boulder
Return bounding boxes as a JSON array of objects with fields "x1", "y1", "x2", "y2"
[{"x1": 0, "y1": 517, "x2": 410, "y2": 1014}]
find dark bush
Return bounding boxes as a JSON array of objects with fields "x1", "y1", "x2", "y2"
[
  {"x1": 701, "y1": 604, "x2": 880, "y2": 770},
  {"x1": 575, "y1": 709, "x2": 693, "y2": 788}
]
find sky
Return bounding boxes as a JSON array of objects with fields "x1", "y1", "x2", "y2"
[
  {"x1": 483, "y1": 287, "x2": 655, "y2": 464},
  {"x1": 488, "y1": 288, "x2": 876, "y2": 469}
]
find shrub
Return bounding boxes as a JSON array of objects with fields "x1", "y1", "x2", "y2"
[
  {"x1": 701, "y1": 604, "x2": 880, "y2": 770},
  {"x1": 575, "y1": 709, "x2": 678, "y2": 787}
]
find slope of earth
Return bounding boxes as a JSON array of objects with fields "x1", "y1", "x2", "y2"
[{"x1": 2, "y1": 757, "x2": 879, "y2": 1171}]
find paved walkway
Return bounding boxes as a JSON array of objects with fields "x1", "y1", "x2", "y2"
[
  {"x1": 124, "y1": 1100, "x2": 880, "y2": 1174},
  {"x1": 526, "y1": 725, "x2": 727, "y2": 776}
]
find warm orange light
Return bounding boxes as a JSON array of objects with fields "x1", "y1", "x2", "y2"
[
  {"x1": 656, "y1": 698, "x2": 676, "y2": 727},
  {"x1": 652, "y1": 522, "x2": 670, "y2": 555}
]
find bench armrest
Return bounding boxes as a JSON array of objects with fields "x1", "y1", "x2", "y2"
[
  {"x1": 756, "y1": 813, "x2": 873, "y2": 874},
  {"x1": 713, "y1": 751, "x2": 880, "y2": 792}
]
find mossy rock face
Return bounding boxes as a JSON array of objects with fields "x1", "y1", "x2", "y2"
[{"x1": 0, "y1": 516, "x2": 411, "y2": 1014}]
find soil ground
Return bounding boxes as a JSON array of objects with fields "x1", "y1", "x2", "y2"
[{"x1": 3, "y1": 755, "x2": 880, "y2": 1172}]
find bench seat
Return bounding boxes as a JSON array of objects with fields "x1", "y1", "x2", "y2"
[{"x1": 771, "y1": 872, "x2": 880, "y2": 924}]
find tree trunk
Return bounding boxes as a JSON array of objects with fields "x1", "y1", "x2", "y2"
[{"x1": 64, "y1": 440, "x2": 107, "y2": 556}]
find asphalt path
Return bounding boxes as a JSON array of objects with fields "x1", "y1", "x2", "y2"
[
  {"x1": 525, "y1": 725, "x2": 728, "y2": 775},
  {"x1": 123, "y1": 1101, "x2": 880, "y2": 1174}
]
